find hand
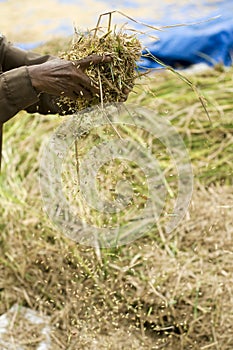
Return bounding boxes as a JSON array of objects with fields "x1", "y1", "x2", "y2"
[{"x1": 28, "y1": 54, "x2": 112, "y2": 100}]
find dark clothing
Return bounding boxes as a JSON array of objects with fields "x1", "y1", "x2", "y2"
[{"x1": 0, "y1": 34, "x2": 59, "y2": 124}]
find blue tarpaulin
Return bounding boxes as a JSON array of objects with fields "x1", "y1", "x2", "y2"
[{"x1": 140, "y1": 1, "x2": 233, "y2": 69}]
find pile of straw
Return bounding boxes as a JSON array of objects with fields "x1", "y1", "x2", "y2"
[{"x1": 59, "y1": 30, "x2": 142, "y2": 112}]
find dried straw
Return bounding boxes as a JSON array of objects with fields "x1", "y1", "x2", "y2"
[{"x1": 59, "y1": 29, "x2": 142, "y2": 112}]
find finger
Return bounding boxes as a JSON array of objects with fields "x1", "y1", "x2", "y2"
[
  {"x1": 73, "y1": 86, "x2": 92, "y2": 100},
  {"x1": 63, "y1": 83, "x2": 94, "y2": 101},
  {"x1": 74, "y1": 70, "x2": 99, "y2": 94},
  {"x1": 119, "y1": 95, "x2": 128, "y2": 102},
  {"x1": 60, "y1": 84, "x2": 83, "y2": 100},
  {"x1": 119, "y1": 89, "x2": 131, "y2": 102},
  {"x1": 122, "y1": 87, "x2": 131, "y2": 95},
  {"x1": 75, "y1": 54, "x2": 112, "y2": 70},
  {"x1": 62, "y1": 90, "x2": 79, "y2": 100}
]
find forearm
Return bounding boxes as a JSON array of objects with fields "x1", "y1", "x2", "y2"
[
  {"x1": 0, "y1": 66, "x2": 39, "y2": 123},
  {"x1": 0, "y1": 35, "x2": 60, "y2": 119},
  {"x1": 0, "y1": 35, "x2": 52, "y2": 71}
]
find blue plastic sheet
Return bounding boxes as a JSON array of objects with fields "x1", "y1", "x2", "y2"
[{"x1": 140, "y1": 2, "x2": 233, "y2": 69}]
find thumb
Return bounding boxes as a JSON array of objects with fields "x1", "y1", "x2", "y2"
[{"x1": 76, "y1": 54, "x2": 112, "y2": 70}]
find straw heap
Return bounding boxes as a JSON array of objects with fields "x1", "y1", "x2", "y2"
[
  {"x1": 1, "y1": 59, "x2": 233, "y2": 349},
  {"x1": 59, "y1": 30, "x2": 142, "y2": 112}
]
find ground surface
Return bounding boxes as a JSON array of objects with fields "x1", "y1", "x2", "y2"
[{"x1": 0, "y1": 43, "x2": 232, "y2": 348}]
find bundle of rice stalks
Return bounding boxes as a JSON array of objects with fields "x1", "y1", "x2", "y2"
[{"x1": 59, "y1": 28, "x2": 142, "y2": 112}]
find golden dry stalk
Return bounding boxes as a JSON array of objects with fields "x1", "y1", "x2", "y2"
[{"x1": 59, "y1": 30, "x2": 142, "y2": 112}]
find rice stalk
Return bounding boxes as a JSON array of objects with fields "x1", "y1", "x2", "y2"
[{"x1": 59, "y1": 28, "x2": 142, "y2": 112}]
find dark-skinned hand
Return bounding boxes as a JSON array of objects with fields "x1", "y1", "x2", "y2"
[{"x1": 28, "y1": 54, "x2": 112, "y2": 100}]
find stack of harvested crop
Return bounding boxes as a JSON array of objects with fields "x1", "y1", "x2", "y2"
[{"x1": 59, "y1": 28, "x2": 142, "y2": 112}]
